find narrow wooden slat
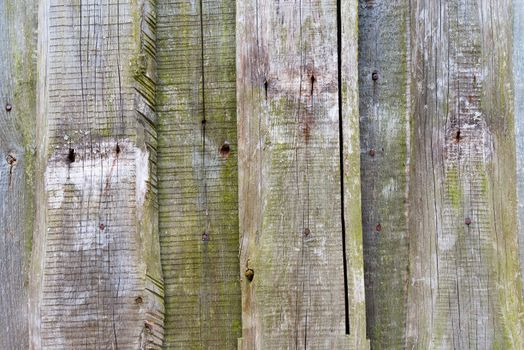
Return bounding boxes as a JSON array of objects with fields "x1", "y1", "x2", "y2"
[
  {"x1": 31, "y1": 1, "x2": 164, "y2": 348},
  {"x1": 0, "y1": 1, "x2": 37, "y2": 349},
  {"x1": 358, "y1": 0, "x2": 410, "y2": 348},
  {"x1": 156, "y1": 0, "x2": 241, "y2": 348},
  {"x1": 237, "y1": 0, "x2": 368, "y2": 348},
  {"x1": 514, "y1": 0, "x2": 524, "y2": 300}
]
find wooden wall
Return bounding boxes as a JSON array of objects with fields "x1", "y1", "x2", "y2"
[{"x1": 0, "y1": 0, "x2": 522, "y2": 349}]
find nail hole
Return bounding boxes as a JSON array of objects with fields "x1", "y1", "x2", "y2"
[
  {"x1": 454, "y1": 130, "x2": 462, "y2": 143},
  {"x1": 202, "y1": 232, "x2": 209, "y2": 241},
  {"x1": 99, "y1": 223, "x2": 105, "y2": 230},
  {"x1": 135, "y1": 296, "x2": 143, "y2": 304},
  {"x1": 220, "y1": 142, "x2": 231, "y2": 157},
  {"x1": 201, "y1": 119, "x2": 207, "y2": 125},
  {"x1": 245, "y1": 269, "x2": 254, "y2": 282},
  {"x1": 67, "y1": 148, "x2": 76, "y2": 163},
  {"x1": 6, "y1": 154, "x2": 16, "y2": 165},
  {"x1": 303, "y1": 228, "x2": 311, "y2": 236},
  {"x1": 375, "y1": 223, "x2": 382, "y2": 232},
  {"x1": 368, "y1": 148, "x2": 376, "y2": 157},
  {"x1": 5, "y1": 103, "x2": 12, "y2": 112},
  {"x1": 372, "y1": 71, "x2": 379, "y2": 81}
]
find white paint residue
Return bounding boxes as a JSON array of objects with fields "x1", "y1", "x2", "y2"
[{"x1": 136, "y1": 147, "x2": 150, "y2": 214}]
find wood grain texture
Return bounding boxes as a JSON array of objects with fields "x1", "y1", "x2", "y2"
[
  {"x1": 31, "y1": 1, "x2": 164, "y2": 348},
  {"x1": 0, "y1": 1, "x2": 37, "y2": 349},
  {"x1": 156, "y1": 0, "x2": 241, "y2": 348},
  {"x1": 514, "y1": 0, "x2": 524, "y2": 300},
  {"x1": 358, "y1": 1, "x2": 410, "y2": 348},
  {"x1": 406, "y1": 0, "x2": 524, "y2": 348},
  {"x1": 237, "y1": 0, "x2": 368, "y2": 348}
]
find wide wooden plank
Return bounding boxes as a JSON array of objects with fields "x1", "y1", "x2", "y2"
[
  {"x1": 406, "y1": 0, "x2": 524, "y2": 348},
  {"x1": 156, "y1": 0, "x2": 241, "y2": 348},
  {"x1": 358, "y1": 0, "x2": 410, "y2": 348},
  {"x1": 237, "y1": 0, "x2": 368, "y2": 348},
  {"x1": 30, "y1": 1, "x2": 164, "y2": 348},
  {"x1": 0, "y1": 1, "x2": 37, "y2": 349}
]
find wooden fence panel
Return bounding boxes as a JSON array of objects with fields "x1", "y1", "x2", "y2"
[
  {"x1": 406, "y1": 0, "x2": 524, "y2": 348},
  {"x1": 237, "y1": 0, "x2": 368, "y2": 348},
  {"x1": 156, "y1": 0, "x2": 241, "y2": 348},
  {"x1": 358, "y1": 1, "x2": 410, "y2": 348},
  {"x1": 0, "y1": 1, "x2": 37, "y2": 349},
  {"x1": 31, "y1": 1, "x2": 164, "y2": 348}
]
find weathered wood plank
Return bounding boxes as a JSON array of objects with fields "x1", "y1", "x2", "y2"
[
  {"x1": 237, "y1": 0, "x2": 368, "y2": 348},
  {"x1": 156, "y1": 0, "x2": 241, "y2": 348},
  {"x1": 514, "y1": 0, "x2": 524, "y2": 300},
  {"x1": 406, "y1": 0, "x2": 524, "y2": 348},
  {"x1": 0, "y1": 1, "x2": 37, "y2": 349},
  {"x1": 341, "y1": 1, "x2": 370, "y2": 348},
  {"x1": 358, "y1": 1, "x2": 410, "y2": 348},
  {"x1": 30, "y1": 1, "x2": 164, "y2": 348}
]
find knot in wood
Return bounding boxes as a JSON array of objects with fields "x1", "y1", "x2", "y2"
[{"x1": 245, "y1": 268, "x2": 254, "y2": 282}]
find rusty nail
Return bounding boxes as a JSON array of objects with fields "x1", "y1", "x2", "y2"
[
  {"x1": 375, "y1": 223, "x2": 382, "y2": 232},
  {"x1": 372, "y1": 71, "x2": 379, "y2": 81},
  {"x1": 99, "y1": 223, "x2": 105, "y2": 230},
  {"x1": 465, "y1": 217, "x2": 472, "y2": 226},
  {"x1": 369, "y1": 148, "x2": 376, "y2": 157},
  {"x1": 5, "y1": 103, "x2": 12, "y2": 112},
  {"x1": 245, "y1": 268, "x2": 254, "y2": 282}
]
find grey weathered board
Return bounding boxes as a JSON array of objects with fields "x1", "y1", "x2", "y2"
[
  {"x1": 0, "y1": 1, "x2": 37, "y2": 349},
  {"x1": 515, "y1": 0, "x2": 524, "y2": 301},
  {"x1": 236, "y1": 0, "x2": 368, "y2": 348},
  {"x1": 358, "y1": 0, "x2": 410, "y2": 348},
  {"x1": 405, "y1": 0, "x2": 524, "y2": 348},
  {"x1": 30, "y1": 0, "x2": 164, "y2": 348},
  {"x1": 156, "y1": 0, "x2": 241, "y2": 348}
]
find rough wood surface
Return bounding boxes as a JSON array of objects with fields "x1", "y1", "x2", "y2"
[
  {"x1": 30, "y1": 1, "x2": 164, "y2": 348},
  {"x1": 406, "y1": 0, "x2": 524, "y2": 348},
  {"x1": 156, "y1": 0, "x2": 241, "y2": 348},
  {"x1": 358, "y1": 1, "x2": 410, "y2": 348},
  {"x1": 237, "y1": 0, "x2": 368, "y2": 348},
  {"x1": 514, "y1": 0, "x2": 524, "y2": 299},
  {"x1": 0, "y1": 1, "x2": 37, "y2": 349}
]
